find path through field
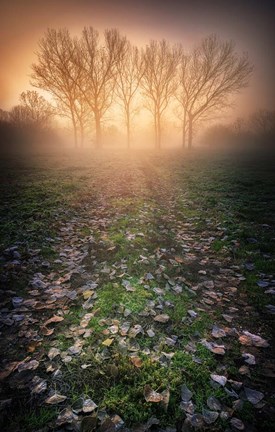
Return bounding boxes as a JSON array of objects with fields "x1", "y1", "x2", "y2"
[{"x1": 0, "y1": 149, "x2": 274, "y2": 431}]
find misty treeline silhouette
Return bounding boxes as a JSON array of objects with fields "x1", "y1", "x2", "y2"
[
  {"x1": 28, "y1": 28, "x2": 253, "y2": 149},
  {"x1": 202, "y1": 109, "x2": 275, "y2": 150},
  {"x1": 0, "y1": 90, "x2": 57, "y2": 151}
]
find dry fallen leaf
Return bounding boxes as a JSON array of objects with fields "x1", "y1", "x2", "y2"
[
  {"x1": 144, "y1": 385, "x2": 163, "y2": 403},
  {"x1": 202, "y1": 408, "x2": 219, "y2": 425},
  {"x1": 129, "y1": 324, "x2": 143, "y2": 338},
  {"x1": 26, "y1": 341, "x2": 41, "y2": 353},
  {"x1": 244, "y1": 387, "x2": 264, "y2": 405},
  {"x1": 18, "y1": 359, "x2": 39, "y2": 372},
  {"x1": 210, "y1": 374, "x2": 227, "y2": 386},
  {"x1": 40, "y1": 326, "x2": 54, "y2": 336},
  {"x1": 230, "y1": 417, "x2": 245, "y2": 430},
  {"x1": 44, "y1": 315, "x2": 64, "y2": 326},
  {"x1": 48, "y1": 347, "x2": 61, "y2": 360},
  {"x1": 181, "y1": 384, "x2": 193, "y2": 403},
  {"x1": 31, "y1": 376, "x2": 47, "y2": 394},
  {"x1": 82, "y1": 398, "x2": 98, "y2": 413},
  {"x1": 175, "y1": 256, "x2": 184, "y2": 263},
  {"x1": 0, "y1": 361, "x2": 20, "y2": 381},
  {"x1": 56, "y1": 407, "x2": 77, "y2": 426},
  {"x1": 45, "y1": 393, "x2": 67, "y2": 404},
  {"x1": 83, "y1": 290, "x2": 94, "y2": 300},
  {"x1": 239, "y1": 331, "x2": 269, "y2": 348},
  {"x1": 153, "y1": 314, "x2": 170, "y2": 323},
  {"x1": 80, "y1": 313, "x2": 94, "y2": 328},
  {"x1": 102, "y1": 338, "x2": 114, "y2": 347},
  {"x1": 201, "y1": 340, "x2": 225, "y2": 355},
  {"x1": 130, "y1": 356, "x2": 143, "y2": 368},
  {"x1": 212, "y1": 325, "x2": 226, "y2": 338}
]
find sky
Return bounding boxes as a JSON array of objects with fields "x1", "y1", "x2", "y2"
[{"x1": 1, "y1": 0, "x2": 275, "y2": 120}]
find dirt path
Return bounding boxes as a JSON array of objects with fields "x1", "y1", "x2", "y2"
[{"x1": 0, "y1": 150, "x2": 274, "y2": 431}]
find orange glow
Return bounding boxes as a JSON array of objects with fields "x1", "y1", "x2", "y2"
[{"x1": 1, "y1": 0, "x2": 274, "y2": 121}]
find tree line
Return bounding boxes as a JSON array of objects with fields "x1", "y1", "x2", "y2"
[
  {"x1": 202, "y1": 109, "x2": 275, "y2": 150},
  {"x1": 0, "y1": 90, "x2": 55, "y2": 151},
  {"x1": 3, "y1": 28, "x2": 254, "y2": 150}
]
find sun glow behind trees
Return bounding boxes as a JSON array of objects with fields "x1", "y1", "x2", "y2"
[{"x1": 29, "y1": 28, "x2": 253, "y2": 149}]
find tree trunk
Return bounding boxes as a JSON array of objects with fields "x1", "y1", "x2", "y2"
[
  {"x1": 154, "y1": 113, "x2": 158, "y2": 149},
  {"x1": 182, "y1": 109, "x2": 186, "y2": 149},
  {"x1": 72, "y1": 114, "x2": 78, "y2": 149},
  {"x1": 157, "y1": 113, "x2": 161, "y2": 149},
  {"x1": 95, "y1": 111, "x2": 102, "y2": 148},
  {"x1": 188, "y1": 114, "x2": 193, "y2": 150},
  {"x1": 80, "y1": 121, "x2": 84, "y2": 148},
  {"x1": 154, "y1": 109, "x2": 161, "y2": 149},
  {"x1": 126, "y1": 110, "x2": 130, "y2": 149}
]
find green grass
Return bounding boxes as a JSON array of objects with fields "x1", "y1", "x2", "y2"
[
  {"x1": 95, "y1": 281, "x2": 153, "y2": 317},
  {"x1": 1, "y1": 149, "x2": 274, "y2": 431},
  {"x1": 4, "y1": 405, "x2": 57, "y2": 432},
  {"x1": 0, "y1": 158, "x2": 93, "y2": 251},
  {"x1": 40, "y1": 245, "x2": 58, "y2": 259}
]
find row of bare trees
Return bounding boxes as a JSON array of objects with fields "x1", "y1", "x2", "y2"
[{"x1": 31, "y1": 28, "x2": 253, "y2": 149}]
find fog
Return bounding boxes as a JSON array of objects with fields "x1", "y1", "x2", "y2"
[{"x1": 0, "y1": 1, "x2": 274, "y2": 155}]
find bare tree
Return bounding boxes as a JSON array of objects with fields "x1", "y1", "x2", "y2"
[
  {"x1": 19, "y1": 90, "x2": 53, "y2": 128},
  {"x1": 233, "y1": 117, "x2": 246, "y2": 136},
  {"x1": 9, "y1": 105, "x2": 30, "y2": 128},
  {"x1": 31, "y1": 28, "x2": 86, "y2": 148},
  {"x1": 177, "y1": 34, "x2": 253, "y2": 149},
  {"x1": 250, "y1": 109, "x2": 275, "y2": 136},
  {"x1": 57, "y1": 94, "x2": 91, "y2": 147},
  {"x1": 9, "y1": 91, "x2": 53, "y2": 132},
  {"x1": 72, "y1": 27, "x2": 127, "y2": 147},
  {"x1": 74, "y1": 95, "x2": 92, "y2": 147},
  {"x1": 0, "y1": 109, "x2": 9, "y2": 122},
  {"x1": 115, "y1": 42, "x2": 144, "y2": 148},
  {"x1": 141, "y1": 40, "x2": 181, "y2": 149}
]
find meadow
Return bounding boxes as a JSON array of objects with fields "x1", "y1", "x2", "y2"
[{"x1": 0, "y1": 148, "x2": 274, "y2": 431}]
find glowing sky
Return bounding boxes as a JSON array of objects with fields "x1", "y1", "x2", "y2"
[{"x1": 1, "y1": 0, "x2": 274, "y2": 118}]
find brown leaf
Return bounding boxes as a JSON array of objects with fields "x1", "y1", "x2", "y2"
[
  {"x1": 175, "y1": 256, "x2": 184, "y2": 263},
  {"x1": 48, "y1": 348, "x2": 61, "y2": 360},
  {"x1": 211, "y1": 346, "x2": 225, "y2": 355},
  {"x1": 154, "y1": 314, "x2": 170, "y2": 323},
  {"x1": 130, "y1": 356, "x2": 143, "y2": 368},
  {"x1": 18, "y1": 359, "x2": 39, "y2": 372},
  {"x1": 239, "y1": 331, "x2": 269, "y2": 348},
  {"x1": 56, "y1": 407, "x2": 76, "y2": 426},
  {"x1": 144, "y1": 385, "x2": 163, "y2": 402},
  {"x1": 80, "y1": 312, "x2": 94, "y2": 328},
  {"x1": 0, "y1": 361, "x2": 20, "y2": 381},
  {"x1": 45, "y1": 393, "x2": 67, "y2": 404},
  {"x1": 27, "y1": 341, "x2": 41, "y2": 353},
  {"x1": 44, "y1": 315, "x2": 64, "y2": 326},
  {"x1": 40, "y1": 326, "x2": 54, "y2": 336}
]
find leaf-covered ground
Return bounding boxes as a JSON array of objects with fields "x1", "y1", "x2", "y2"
[{"x1": 0, "y1": 148, "x2": 274, "y2": 432}]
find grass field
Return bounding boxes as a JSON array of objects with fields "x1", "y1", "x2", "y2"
[{"x1": 0, "y1": 148, "x2": 274, "y2": 432}]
